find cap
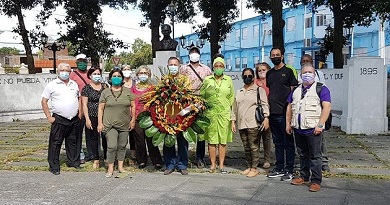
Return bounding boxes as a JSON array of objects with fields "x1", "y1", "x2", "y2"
[
  {"x1": 76, "y1": 54, "x2": 87, "y2": 60},
  {"x1": 189, "y1": 46, "x2": 200, "y2": 54}
]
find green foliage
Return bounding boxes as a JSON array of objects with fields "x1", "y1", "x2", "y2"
[
  {"x1": 0, "y1": 47, "x2": 20, "y2": 55},
  {"x1": 317, "y1": 26, "x2": 347, "y2": 59}
]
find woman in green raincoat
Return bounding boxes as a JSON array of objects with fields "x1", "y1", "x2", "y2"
[{"x1": 200, "y1": 57, "x2": 234, "y2": 174}]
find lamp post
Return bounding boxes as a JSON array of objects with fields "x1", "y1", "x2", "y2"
[
  {"x1": 344, "y1": 25, "x2": 354, "y2": 58},
  {"x1": 41, "y1": 33, "x2": 67, "y2": 73},
  {"x1": 168, "y1": 1, "x2": 176, "y2": 39},
  {"x1": 179, "y1": 34, "x2": 208, "y2": 50}
]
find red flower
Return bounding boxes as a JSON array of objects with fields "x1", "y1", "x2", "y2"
[
  {"x1": 172, "y1": 85, "x2": 177, "y2": 91},
  {"x1": 161, "y1": 87, "x2": 166, "y2": 92}
]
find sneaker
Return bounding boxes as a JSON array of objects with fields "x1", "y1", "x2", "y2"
[
  {"x1": 309, "y1": 183, "x2": 321, "y2": 192},
  {"x1": 322, "y1": 165, "x2": 330, "y2": 172},
  {"x1": 164, "y1": 169, "x2": 173, "y2": 175},
  {"x1": 291, "y1": 177, "x2": 309, "y2": 185},
  {"x1": 180, "y1": 169, "x2": 188, "y2": 175},
  {"x1": 267, "y1": 169, "x2": 284, "y2": 178},
  {"x1": 280, "y1": 172, "x2": 293, "y2": 181},
  {"x1": 197, "y1": 160, "x2": 205, "y2": 169}
]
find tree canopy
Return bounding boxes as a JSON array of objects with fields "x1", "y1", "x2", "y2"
[{"x1": 0, "y1": 47, "x2": 20, "y2": 55}]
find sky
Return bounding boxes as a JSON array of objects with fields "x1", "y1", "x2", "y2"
[{"x1": 0, "y1": 1, "x2": 259, "y2": 54}]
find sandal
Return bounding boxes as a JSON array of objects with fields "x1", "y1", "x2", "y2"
[
  {"x1": 220, "y1": 169, "x2": 228, "y2": 174},
  {"x1": 105, "y1": 172, "x2": 113, "y2": 178},
  {"x1": 93, "y1": 161, "x2": 100, "y2": 169}
]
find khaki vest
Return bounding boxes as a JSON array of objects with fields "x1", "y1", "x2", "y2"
[{"x1": 291, "y1": 82, "x2": 322, "y2": 129}]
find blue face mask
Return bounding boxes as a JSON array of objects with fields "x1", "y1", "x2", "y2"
[
  {"x1": 91, "y1": 75, "x2": 101, "y2": 83},
  {"x1": 111, "y1": 76, "x2": 122, "y2": 86},
  {"x1": 59, "y1": 72, "x2": 70, "y2": 80},
  {"x1": 168, "y1": 65, "x2": 179, "y2": 75},
  {"x1": 138, "y1": 74, "x2": 148, "y2": 82}
]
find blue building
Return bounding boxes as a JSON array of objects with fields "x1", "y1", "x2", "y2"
[{"x1": 177, "y1": 4, "x2": 390, "y2": 72}]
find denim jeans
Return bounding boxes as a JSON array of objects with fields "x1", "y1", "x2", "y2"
[
  {"x1": 269, "y1": 114, "x2": 295, "y2": 173},
  {"x1": 294, "y1": 130, "x2": 323, "y2": 184},
  {"x1": 163, "y1": 133, "x2": 189, "y2": 170}
]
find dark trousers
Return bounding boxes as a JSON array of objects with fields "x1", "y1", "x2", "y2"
[
  {"x1": 196, "y1": 140, "x2": 206, "y2": 161},
  {"x1": 269, "y1": 114, "x2": 295, "y2": 173},
  {"x1": 84, "y1": 116, "x2": 100, "y2": 160},
  {"x1": 294, "y1": 130, "x2": 323, "y2": 184},
  {"x1": 129, "y1": 130, "x2": 136, "y2": 151},
  {"x1": 321, "y1": 135, "x2": 329, "y2": 165},
  {"x1": 48, "y1": 114, "x2": 80, "y2": 170},
  {"x1": 101, "y1": 132, "x2": 107, "y2": 160},
  {"x1": 163, "y1": 133, "x2": 188, "y2": 170},
  {"x1": 132, "y1": 121, "x2": 162, "y2": 165},
  {"x1": 78, "y1": 117, "x2": 93, "y2": 160}
]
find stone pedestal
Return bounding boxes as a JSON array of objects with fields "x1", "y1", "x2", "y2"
[
  {"x1": 153, "y1": 51, "x2": 177, "y2": 78},
  {"x1": 0, "y1": 63, "x2": 4, "y2": 74},
  {"x1": 341, "y1": 57, "x2": 388, "y2": 134},
  {"x1": 19, "y1": 63, "x2": 28, "y2": 74}
]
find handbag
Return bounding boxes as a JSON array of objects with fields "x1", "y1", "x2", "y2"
[{"x1": 255, "y1": 87, "x2": 265, "y2": 124}]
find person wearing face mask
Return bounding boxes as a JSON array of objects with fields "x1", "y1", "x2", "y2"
[
  {"x1": 180, "y1": 46, "x2": 212, "y2": 169},
  {"x1": 97, "y1": 69, "x2": 136, "y2": 177},
  {"x1": 200, "y1": 57, "x2": 234, "y2": 174},
  {"x1": 231, "y1": 68, "x2": 269, "y2": 177},
  {"x1": 41, "y1": 63, "x2": 81, "y2": 175},
  {"x1": 130, "y1": 66, "x2": 163, "y2": 170},
  {"x1": 286, "y1": 64, "x2": 331, "y2": 192},
  {"x1": 81, "y1": 67, "x2": 107, "y2": 169},
  {"x1": 254, "y1": 62, "x2": 272, "y2": 169},
  {"x1": 70, "y1": 53, "x2": 91, "y2": 164},
  {"x1": 266, "y1": 47, "x2": 298, "y2": 181},
  {"x1": 121, "y1": 65, "x2": 137, "y2": 164}
]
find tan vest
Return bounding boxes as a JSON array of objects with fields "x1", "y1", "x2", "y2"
[{"x1": 291, "y1": 82, "x2": 322, "y2": 129}]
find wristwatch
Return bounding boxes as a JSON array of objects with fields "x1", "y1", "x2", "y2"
[{"x1": 317, "y1": 124, "x2": 324, "y2": 129}]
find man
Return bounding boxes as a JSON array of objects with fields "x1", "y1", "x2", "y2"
[
  {"x1": 164, "y1": 57, "x2": 189, "y2": 175},
  {"x1": 266, "y1": 47, "x2": 298, "y2": 181},
  {"x1": 70, "y1": 53, "x2": 91, "y2": 164},
  {"x1": 180, "y1": 46, "x2": 212, "y2": 169},
  {"x1": 41, "y1": 63, "x2": 81, "y2": 175},
  {"x1": 297, "y1": 54, "x2": 330, "y2": 172},
  {"x1": 156, "y1": 24, "x2": 178, "y2": 51},
  {"x1": 286, "y1": 64, "x2": 331, "y2": 192}
]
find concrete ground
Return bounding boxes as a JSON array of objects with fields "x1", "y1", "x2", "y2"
[{"x1": 0, "y1": 119, "x2": 390, "y2": 204}]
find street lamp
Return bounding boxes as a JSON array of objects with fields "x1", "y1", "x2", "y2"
[
  {"x1": 179, "y1": 34, "x2": 208, "y2": 50},
  {"x1": 41, "y1": 33, "x2": 67, "y2": 73},
  {"x1": 168, "y1": 1, "x2": 176, "y2": 39},
  {"x1": 344, "y1": 25, "x2": 354, "y2": 58},
  {"x1": 325, "y1": 24, "x2": 332, "y2": 36}
]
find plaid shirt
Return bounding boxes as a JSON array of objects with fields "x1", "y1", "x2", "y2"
[{"x1": 180, "y1": 63, "x2": 212, "y2": 93}]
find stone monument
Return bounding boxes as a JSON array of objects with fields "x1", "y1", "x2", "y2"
[
  {"x1": 19, "y1": 63, "x2": 29, "y2": 74},
  {"x1": 0, "y1": 63, "x2": 4, "y2": 74},
  {"x1": 154, "y1": 24, "x2": 178, "y2": 78}
]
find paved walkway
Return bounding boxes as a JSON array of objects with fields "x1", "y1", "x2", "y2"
[{"x1": 1, "y1": 119, "x2": 390, "y2": 178}]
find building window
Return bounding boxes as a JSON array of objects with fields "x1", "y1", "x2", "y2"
[
  {"x1": 226, "y1": 33, "x2": 231, "y2": 42},
  {"x1": 316, "y1": 14, "x2": 331, "y2": 26},
  {"x1": 305, "y1": 17, "x2": 312, "y2": 28},
  {"x1": 286, "y1": 16, "x2": 296, "y2": 32},
  {"x1": 4, "y1": 56, "x2": 10, "y2": 65},
  {"x1": 261, "y1": 22, "x2": 269, "y2": 36},
  {"x1": 226, "y1": 58, "x2": 231, "y2": 71},
  {"x1": 242, "y1": 57, "x2": 248, "y2": 68},
  {"x1": 304, "y1": 38, "x2": 311, "y2": 47},
  {"x1": 286, "y1": 53, "x2": 294, "y2": 66},
  {"x1": 253, "y1": 56, "x2": 259, "y2": 67},
  {"x1": 242, "y1": 27, "x2": 248, "y2": 40},
  {"x1": 235, "y1": 57, "x2": 240, "y2": 69},
  {"x1": 235, "y1": 29, "x2": 240, "y2": 42},
  {"x1": 253, "y1": 24, "x2": 259, "y2": 38}
]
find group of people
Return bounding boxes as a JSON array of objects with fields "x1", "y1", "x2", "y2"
[{"x1": 41, "y1": 46, "x2": 331, "y2": 192}]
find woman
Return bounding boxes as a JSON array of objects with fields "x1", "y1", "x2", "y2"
[
  {"x1": 254, "y1": 62, "x2": 272, "y2": 169},
  {"x1": 122, "y1": 65, "x2": 137, "y2": 163},
  {"x1": 131, "y1": 65, "x2": 163, "y2": 170},
  {"x1": 200, "y1": 57, "x2": 234, "y2": 174},
  {"x1": 81, "y1": 67, "x2": 107, "y2": 169},
  {"x1": 232, "y1": 68, "x2": 270, "y2": 177},
  {"x1": 98, "y1": 69, "x2": 136, "y2": 177}
]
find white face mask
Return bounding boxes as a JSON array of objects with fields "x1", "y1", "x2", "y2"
[
  {"x1": 189, "y1": 53, "x2": 200, "y2": 62},
  {"x1": 123, "y1": 70, "x2": 132, "y2": 78},
  {"x1": 138, "y1": 74, "x2": 148, "y2": 82},
  {"x1": 259, "y1": 72, "x2": 266, "y2": 78}
]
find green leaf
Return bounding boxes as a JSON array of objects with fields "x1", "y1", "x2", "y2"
[
  {"x1": 152, "y1": 132, "x2": 165, "y2": 146},
  {"x1": 191, "y1": 122, "x2": 205, "y2": 134},
  {"x1": 164, "y1": 135, "x2": 176, "y2": 147},
  {"x1": 137, "y1": 111, "x2": 150, "y2": 121},
  {"x1": 145, "y1": 126, "x2": 159, "y2": 138},
  {"x1": 139, "y1": 116, "x2": 153, "y2": 129}
]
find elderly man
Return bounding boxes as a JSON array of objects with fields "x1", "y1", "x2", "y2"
[
  {"x1": 286, "y1": 64, "x2": 331, "y2": 192},
  {"x1": 41, "y1": 63, "x2": 82, "y2": 175},
  {"x1": 180, "y1": 46, "x2": 212, "y2": 169},
  {"x1": 70, "y1": 53, "x2": 91, "y2": 163}
]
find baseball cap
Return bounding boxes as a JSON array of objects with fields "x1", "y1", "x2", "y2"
[
  {"x1": 189, "y1": 46, "x2": 200, "y2": 54},
  {"x1": 76, "y1": 54, "x2": 87, "y2": 60}
]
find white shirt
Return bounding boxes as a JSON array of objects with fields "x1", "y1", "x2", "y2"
[
  {"x1": 41, "y1": 78, "x2": 80, "y2": 120},
  {"x1": 298, "y1": 70, "x2": 326, "y2": 85}
]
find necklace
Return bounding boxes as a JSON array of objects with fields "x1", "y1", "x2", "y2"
[{"x1": 110, "y1": 87, "x2": 123, "y2": 101}]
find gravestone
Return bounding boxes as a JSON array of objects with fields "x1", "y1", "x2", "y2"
[
  {"x1": 341, "y1": 57, "x2": 388, "y2": 134},
  {"x1": 19, "y1": 63, "x2": 28, "y2": 74}
]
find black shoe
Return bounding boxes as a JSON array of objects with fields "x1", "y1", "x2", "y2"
[
  {"x1": 164, "y1": 169, "x2": 173, "y2": 175},
  {"x1": 155, "y1": 164, "x2": 162, "y2": 170},
  {"x1": 197, "y1": 160, "x2": 205, "y2": 169},
  {"x1": 80, "y1": 159, "x2": 86, "y2": 164},
  {"x1": 322, "y1": 165, "x2": 330, "y2": 172},
  {"x1": 138, "y1": 163, "x2": 147, "y2": 169},
  {"x1": 74, "y1": 166, "x2": 82, "y2": 170},
  {"x1": 180, "y1": 169, "x2": 188, "y2": 175},
  {"x1": 267, "y1": 169, "x2": 284, "y2": 178},
  {"x1": 49, "y1": 168, "x2": 60, "y2": 175}
]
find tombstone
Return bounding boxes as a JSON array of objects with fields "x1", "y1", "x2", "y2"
[
  {"x1": 341, "y1": 57, "x2": 388, "y2": 134},
  {"x1": 19, "y1": 63, "x2": 29, "y2": 74},
  {"x1": 154, "y1": 51, "x2": 177, "y2": 78},
  {"x1": 0, "y1": 63, "x2": 4, "y2": 74}
]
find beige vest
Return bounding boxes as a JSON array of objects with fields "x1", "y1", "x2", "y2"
[{"x1": 291, "y1": 82, "x2": 322, "y2": 129}]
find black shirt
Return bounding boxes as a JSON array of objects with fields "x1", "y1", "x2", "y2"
[
  {"x1": 266, "y1": 65, "x2": 298, "y2": 115},
  {"x1": 81, "y1": 84, "x2": 104, "y2": 118}
]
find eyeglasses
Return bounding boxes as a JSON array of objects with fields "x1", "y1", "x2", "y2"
[{"x1": 242, "y1": 75, "x2": 253, "y2": 79}]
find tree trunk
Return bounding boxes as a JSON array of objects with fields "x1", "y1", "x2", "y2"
[
  {"x1": 16, "y1": 7, "x2": 35, "y2": 74},
  {"x1": 86, "y1": 20, "x2": 99, "y2": 67},
  {"x1": 270, "y1": 0, "x2": 285, "y2": 52},
  {"x1": 209, "y1": 3, "x2": 219, "y2": 63},
  {"x1": 150, "y1": 0, "x2": 160, "y2": 58},
  {"x1": 332, "y1": 3, "x2": 344, "y2": 69}
]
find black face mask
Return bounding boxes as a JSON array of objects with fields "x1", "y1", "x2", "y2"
[
  {"x1": 271, "y1": 57, "x2": 282, "y2": 66},
  {"x1": 243, "y1": 77, "x2": 253, "y2": 85}
]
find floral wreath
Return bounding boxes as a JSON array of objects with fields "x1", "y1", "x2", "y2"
[{"x1": 138, "y1": 71, "x2": 210, "y2": 147}]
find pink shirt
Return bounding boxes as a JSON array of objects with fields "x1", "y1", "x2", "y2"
[
  {"x1": 131, "y1": 85, "x2": 151, "y2": 118},
  {"x1": 70, "y1": 70, "x2": 91, "y2": 93},
  {"x1": 180, "y1": 63, "x2": 212, "y2": 93},
  {"x1": 254, "y1": 78, "x2": 269, "y2": 97}
]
